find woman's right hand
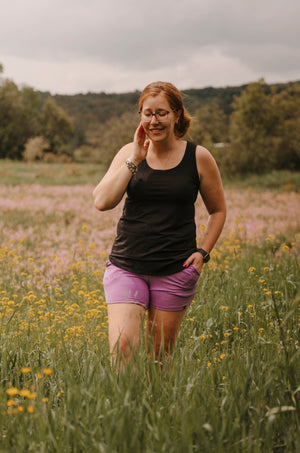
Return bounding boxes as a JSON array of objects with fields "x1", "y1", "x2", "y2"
[
  {"x1": 93, "y1": 123, "x2": 150, "y2": 211},
  {"x1": 131, "y1": 123, "x2": 150, "y2": 165}
]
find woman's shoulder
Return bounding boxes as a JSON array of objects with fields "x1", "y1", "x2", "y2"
[
  {"x1": 118, "y1": 141, "x2": 135, "y2": 156},
  {"x1": 101, "y1": 142, "x2": 135, "y2": 175},
  {"x1": 194, "y1": 144, "x2": 218, "y2": 177},
  {"x1": 186, "y1": 142, "x2": 214, "y2": 158},
  {"x1": 110, "y1": 142, "x2": 135, "y2": 164},
  {"x1": 195, "y1": 144, "x2": 216, "y2": 163}
]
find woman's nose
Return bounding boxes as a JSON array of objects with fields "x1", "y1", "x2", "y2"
[{"x1": 150, "y1": 113, "x2": 159, "y2": 124}]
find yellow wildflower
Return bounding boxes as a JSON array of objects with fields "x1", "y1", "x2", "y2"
[
  {"x1": 199, "y1": 224, "x2": 207, "y2": 233},
  {"x1": 19, "y1": 389, "x2": 31, "y2": 398},
  {"x1": 27, "y1": 392, "x2": 37, "y2": 400},
  {"x1": 266, "y1": 235, "x2": 275, "y2": 243},
  {"x1": 42, "y1": 368, "x2": 53, "y2": 376},
  {"x1": 6, "y1": 387, "x2": 19, "y2": 397},
  {"x1": 248, "y1": 267, "x2": 256, "y2": 273},
  {"x1": 20, "y1": 367, "x2": 31, "y2": 374}
]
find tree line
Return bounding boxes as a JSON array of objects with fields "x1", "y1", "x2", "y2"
[
  {"x1": 0, "y1": 62, "x2": 299, "y2": 174},
  {"x1": 0, "y1": 64, "x2": 74, "y2": 162}
]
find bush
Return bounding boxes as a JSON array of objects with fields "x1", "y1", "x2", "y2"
[
  {"x1": 42, "y1": 152, "x2": 73, "y2": 163},
  {"x1": 23, "y1": 136, "x2": 50, "y2": 162}
]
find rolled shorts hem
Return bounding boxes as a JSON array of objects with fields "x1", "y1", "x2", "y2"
[{"x1": 106, "y1": 300, "x2": 148, "y2": 310}]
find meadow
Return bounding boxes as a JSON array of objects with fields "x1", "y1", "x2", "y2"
[{"x1": 0, "y1": 162, "x2": 299, "y2": 452}]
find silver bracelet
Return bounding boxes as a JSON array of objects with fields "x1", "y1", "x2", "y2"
[{"x1": 125, "y1": 158, "x2": 138, "y2": 175}]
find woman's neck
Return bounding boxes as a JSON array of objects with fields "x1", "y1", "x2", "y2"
[
  {"x1": 149, "y1": 137, "x2": 181, "y2": 155},
  {"x1": 146, "y1": 139, "x2": 186, "y2": 170}
]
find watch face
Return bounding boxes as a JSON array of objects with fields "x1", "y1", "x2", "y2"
[{"x1": 198, "y1": 248, "x2": 210, "y2": 263}]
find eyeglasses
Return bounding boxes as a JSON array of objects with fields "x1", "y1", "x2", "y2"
[{"x1": 139, "y1": 109, "x2": 175, "y2": 123}]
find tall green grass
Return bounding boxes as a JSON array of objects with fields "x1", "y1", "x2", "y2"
[
  {"x1": 0, "y1": 160, "x2": 106, "y2": 186},
  {"x1": 0, "y1": 232, "x2": 299, "y2": 452},
  {"x1": 1, "y1": 159, "x2": 299, "y2": 190},
  {"x1": 223, "y1": 169, "x2": 300, "y2": 192}
]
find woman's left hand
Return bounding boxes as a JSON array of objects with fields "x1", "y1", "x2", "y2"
[{"x1": 183, "y1": 252, "x2": 204, "y2": 274}]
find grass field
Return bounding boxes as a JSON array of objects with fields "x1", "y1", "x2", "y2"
[{"x1": 0, "y1": 162, "x2": 299, "y2": 452}]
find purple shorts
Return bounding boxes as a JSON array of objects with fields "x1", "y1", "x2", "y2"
[{"x1": 103, "y1": 260, "x2": 200, "y2": 312}]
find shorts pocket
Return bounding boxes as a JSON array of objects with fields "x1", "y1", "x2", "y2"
[
  {"x1": 176, "y1": 265, "x2": 200, "y2": 288},
  {"x1": 189, "y1": 265, "x2": 200, "y2": 276}
]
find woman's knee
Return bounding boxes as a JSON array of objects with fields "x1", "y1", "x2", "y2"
[
  {"x1": 111, "y1": 334, "x2": 140, "y2": 366},
  {"x1": 147, "y1": 308, "x2": 186, "y2": 355}
]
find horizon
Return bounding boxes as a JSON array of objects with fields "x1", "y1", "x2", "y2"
[{"x1": 1, "y1": 74, "x2": 298, "y2": 97}]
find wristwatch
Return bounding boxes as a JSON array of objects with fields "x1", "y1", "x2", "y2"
[{"x1": 197, "y1": 248, "x2": 210, "y2": 263}]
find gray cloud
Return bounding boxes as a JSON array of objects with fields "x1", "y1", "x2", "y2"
[{"x1": 0, "y1": 0, "x2": 299, "y2": 93}]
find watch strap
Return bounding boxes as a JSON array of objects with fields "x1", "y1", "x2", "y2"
[{"x1": 197, "y1": 248, "x2": 210, "y2": 263}]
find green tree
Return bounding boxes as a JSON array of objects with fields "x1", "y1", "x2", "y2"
[
  {"x1": 271, "y1": 84, "x2": 300, "y2": 170},
  {"x1": 228, "y1": 79, "x2": 277, "y2": 173},
  {"x1": 189, "y1": 101, "x2": 229, "y2": 148},
  {"x1": 41, "y1": 97, "x2": 74, "y2": 155},
  {"x1": 86, "y1": 110, "x2": 138, "y2": 167},
  {"x1": 0, "y1": 81, "x2": 40, "y2": 159}
]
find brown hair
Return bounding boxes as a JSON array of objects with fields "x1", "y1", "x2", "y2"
[{"x1": 139, "y1": 81, "x2": 191, "y2": 138}]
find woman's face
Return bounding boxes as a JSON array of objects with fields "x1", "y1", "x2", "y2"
[{"x1": 140, "y1": 93, "x2": 178, "y2": 142}]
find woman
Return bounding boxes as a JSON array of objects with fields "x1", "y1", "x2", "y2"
[{"x1": 93, "y1": 81, "x2": 226, "y2": 364}]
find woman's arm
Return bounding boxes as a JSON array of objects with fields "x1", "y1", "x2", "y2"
[
  {"x1": 183, "y1": 145, "x2": 226, "y2": 271},
  {"x1": 196, "y1": 145, "x2": 227, "y2": 252},
  {"x1": 93, "y1": 144, "x2": 134, "y2": 211},
  {"x1": 93, "y1": 124, "x2": 149, "y2": 211}
]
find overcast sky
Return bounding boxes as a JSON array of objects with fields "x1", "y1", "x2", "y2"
[{"x1": 0, "y1": 0, "x2": 299, "y2": 94}]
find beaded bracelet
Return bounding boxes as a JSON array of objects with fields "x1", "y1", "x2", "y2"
[{"x1": 125, "y1": 158, "x2": 138, "y2": 175}]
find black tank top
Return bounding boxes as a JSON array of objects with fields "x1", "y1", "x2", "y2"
[{"x1": 109, "y1": 141, "x2": 200, "y2": 275}]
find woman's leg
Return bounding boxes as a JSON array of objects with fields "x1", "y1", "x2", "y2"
[
  {"x1": 146, "y1": 265, "x2": 199, "y2": 359},
  {"x1": 107, "y1": 303, "x2": 146, "y2": 365},
  {"x1": 147, "y1": 307, "x2": 187, "y2": 359},
  {"x1": 103, "y1": 261, "x2": 149, "y2": 366}
]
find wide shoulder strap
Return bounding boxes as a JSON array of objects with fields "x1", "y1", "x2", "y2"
[
  {"x1": 184, "y1": 141, "x2": 200, "y2": 184},
  {"x1": 186, "y1": 141, "x2": 197, "y2": 154}
]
